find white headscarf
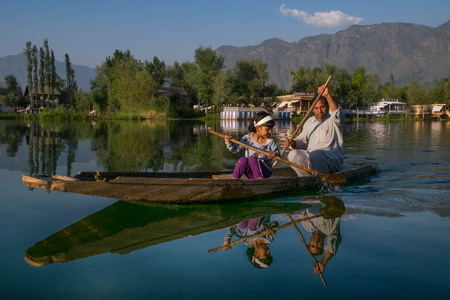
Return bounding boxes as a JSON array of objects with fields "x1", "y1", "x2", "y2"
[{"x1": 254, "y1": 115, "x2": 273, "y2": 127}]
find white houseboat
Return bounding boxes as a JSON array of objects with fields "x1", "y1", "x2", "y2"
[{"x1": 366, "y1": 99, "x2": 406, "y2": 116}]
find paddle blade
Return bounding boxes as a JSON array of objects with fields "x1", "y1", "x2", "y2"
[
  {"x1": 319, "y1": 196, "x2": 346, "y2": 219},
  {"x1": 318, "y1": 173, "x2": 347, "y2": 186}
]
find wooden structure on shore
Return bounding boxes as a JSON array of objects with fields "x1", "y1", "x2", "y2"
[
  {"x1": 431, "y1": 103, "x2": 450, "y2": 119},
  {"x1": 220, "y1": 107, "x2": 262, "y2": 120},
  {"x1": 274, "y1": 92, "x2": 316, "y2": 118}
]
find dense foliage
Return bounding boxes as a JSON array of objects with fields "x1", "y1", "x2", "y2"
[{"x1": 3, "y1": 41, "x2": 449, "y2": 118}]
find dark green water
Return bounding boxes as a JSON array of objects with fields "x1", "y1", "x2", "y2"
[{"x1": 0, "y1": 119, "x2": 449, "y2": 299}]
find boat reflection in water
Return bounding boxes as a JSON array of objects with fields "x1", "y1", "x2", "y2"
[
  {"x1": 25, "y1": 196, "x2": 344, "y2": 284},
  {"x1": 208, "y1": 196, "x2": 344, "y2": 285},
  {"x1": 25, "y1": 199, "x2": 311, "y2": 267}
]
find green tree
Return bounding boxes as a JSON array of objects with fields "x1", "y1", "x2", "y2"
[
  {"x1": 194, "y1": 46, "x2": 224, "y2": 107},
  {"x1": 331, "y1": 66, "x2": 352, "y2": 108},
  {"x1": 64, "y1": 53, "x2": 78, "y2": 108},
  {"x1": 90, "y1": 66, "x2": 108, "y2": 111},
  {"x1": 50, "y1": 50, "x2": 57, "y2": 101},
  {"x1": 349, "y1": 66, "x2": 368, "y2": 108},
  {"x1": 74, "y1": 90, "x2": 92, "y2": 112},
  {"x1": 44, "y1": 39, "x2": 51, "y2": 100},
  {"x1": 3, "y1": 75, "x2": 21, "y2": 107},
  {"x1": 232, "y1": 58, "x2": 268, "y2": 106},
  {"x1": 39, "y1": 47, "x2": 45, "y2": 105},
  {"x1": 362, "y1": 74, "x2": 381, "y2": 105},
  {"x1": 32, "y1": 45, "x2": 38, "y2": 103},
  {"x1": 180, "y1": 61, "x2": 198, "y2": 105},
  {"x1": 426, "y1": 77, "x2": 449, "y2": 104},
  {"x1": 24, "y1": 41, "x2": 33, "y2": 102},
  {"x1": 166, "y1": 61, "x2": 183, "y2": 87},
  {"x1": 382, "y1": 74, "x2": 400, "y2": 100},
  {"x1": 290, "y1": 66, "x2": 324, "y2": 93},
  {"x1": 211, "y1": 71, "x2": 232, "y2": 109},
  {"x1": 110, "y1": 59, "x2": 155, "y2": 113},
  {"x1": 405, "y1": 78, "x2": 426, "y2": 105},
  {"x1": 102, "y1": 49, "x2": 134, "y2": 111},
  {"x1": 146, "y1": 56, "x2": 166, "y2": 86}
]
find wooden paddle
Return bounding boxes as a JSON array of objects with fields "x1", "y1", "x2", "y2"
[
  {"x1": 208, "y1": 130, "x2": 346, "y2": 186},
  {"x1": 208, "y1": 213, "x2": 324, "y2": 253},
  {"x1": 273, "y1": 75, "x2": 332, "y2": 167},
  {"x1": 287, "y1": 214, "x2": 326, "y2": 286},
  {"x1": 208, "y1": 200, "x2": 345, "y2": 254}
]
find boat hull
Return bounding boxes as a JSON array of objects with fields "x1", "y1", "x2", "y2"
[{"x1": 22, "y1": 163, "x2": 378, "y2": 203}]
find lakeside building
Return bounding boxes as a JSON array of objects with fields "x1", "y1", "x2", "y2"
[
  {"x1": 220, "y1": 92, "x2": 316, "y2": 120},
  {"x1": 274, "y1": 92, "x2": 315, "y2": 119},
  {"x1": 24, "y1": 86, "x2": 60, "y2": 109},
  {"x1": 431, "y1": 103, "x2": 450, "y2": 119},
  {"x1": 410, "y1": 105, "x2": 432, "y2": 118}
]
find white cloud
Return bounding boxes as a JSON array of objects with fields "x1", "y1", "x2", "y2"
[{"x1": 279, "y1": 4, "x2": 363, "y2": 28}]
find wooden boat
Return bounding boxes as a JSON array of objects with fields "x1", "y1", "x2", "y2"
[
  {"x1": 22, "y1": 162, "x2": 378, "y2": 203},
  {"x1": 25, "y1": 199, "x2": 313, "y2": 266}
]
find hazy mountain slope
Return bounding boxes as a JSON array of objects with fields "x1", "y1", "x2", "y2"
[
  {"x1": 216, "y1": 21, "x2": 450, "y2": 89},
  {"x1": 1, "y1": 21, "x2": 448, "y2": 92}
]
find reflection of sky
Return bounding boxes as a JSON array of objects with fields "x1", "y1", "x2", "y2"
[{"x1": 0, "y1": 136, "x2": 29, "y2": 172}]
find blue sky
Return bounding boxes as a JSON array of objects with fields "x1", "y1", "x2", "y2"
[{"x1": 1, "y1": 0, "x2": 448, "y2": 68}]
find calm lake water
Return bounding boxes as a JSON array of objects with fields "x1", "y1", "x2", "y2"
[{"x1": 1, "y1": 118, "x2": 449, "y2": 299}]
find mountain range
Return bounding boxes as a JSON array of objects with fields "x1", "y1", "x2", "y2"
[
  {"x1": 1, "y1": 21, "x2": 448, "y2": 92},
  {"x1": 216, "y1": 20, "x2": 450, "y2": 89}
]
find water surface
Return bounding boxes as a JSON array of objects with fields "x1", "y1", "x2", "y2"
[{"x1": 0, "y1": 119, "x2": 449, "y2": 299}]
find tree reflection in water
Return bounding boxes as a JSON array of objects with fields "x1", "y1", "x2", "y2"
[{"x1": 0, "y1": 119, "x2": 234, "y2": 176}]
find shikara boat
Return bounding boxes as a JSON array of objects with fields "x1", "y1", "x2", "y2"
[
  {"x1": 22, "y1": 161, "x2": 378, "y2": 203},
  {"x1": 25, "y1": 199, "x2": 313, "y2": 267}
]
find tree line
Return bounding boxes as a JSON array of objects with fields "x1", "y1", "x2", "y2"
[
  {"x1": 2, "y1": 41, "x2": 449, "y2": 115},
  {"x1": 87, "y1": 46, "x2": 278, "y2": 117},
  {"x1": 21, "y1": 40, "x2": 77, "y2": 109},
  {"x1": 85, "y1": 47, "x2": 450, "y2": 115}
]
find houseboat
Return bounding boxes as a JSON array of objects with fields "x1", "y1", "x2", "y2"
[
  {"x1": 431, "y1": 103, "x2": 450, "y2": 119},
  {"x1": 366, "y1": 99, "x2": 406, "y2": 116},
  {"x1": 409, "y1": 105, "x2": 432, "y2": 119},
  {"x1": 273, "y1": 92, "x2": 316, "y2": 119}
]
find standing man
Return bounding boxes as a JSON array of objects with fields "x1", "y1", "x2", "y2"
[{"x1": 284, "y1": 84, "x2": 344, "y2": 176}]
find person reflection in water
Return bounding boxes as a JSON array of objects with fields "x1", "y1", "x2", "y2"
[
  {"x1": 297, "y1": 198, "x2": 342, "y2": 274},
  {"x1": 223, "y1": 215, "x2": 279, "y2": 268}
]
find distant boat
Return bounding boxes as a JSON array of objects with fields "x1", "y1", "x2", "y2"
[
  {"x1": 343, "y1": 99, "x2": 408, "y2": 118},
  {"x1": 431, "y1": 103, "x2": 450, "y2": 119},
  {"x1": 366, "y1": 99, "x2": 406, "y2": 116}
]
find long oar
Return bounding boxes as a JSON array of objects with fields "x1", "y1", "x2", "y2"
[
  {"x1": 273, "y1": 75, "x2": 332, "y2": 167},
  {"x1": 209, "y1": 130, "x2": 346, "y2": 186},
  {"x1": 287, "y1": 214, "x2": 326, "y2": 286},
  {"x1": 208, "y1": 213, "x2": 325, "y2": 253}
]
